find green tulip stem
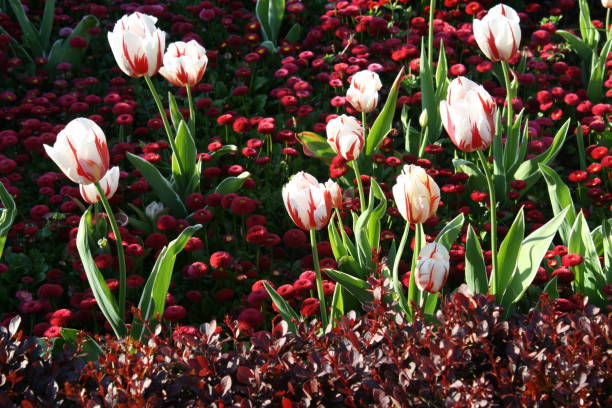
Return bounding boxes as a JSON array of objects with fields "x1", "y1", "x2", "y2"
[
  {"x1": 143, "y1": 76, "x2": 186, "y2": 177},
  {"x1": 94, "y1": 181, "x2": 127, "y2": 318},
  {"x1": 476, "y1": 149, "x2": 499, "y2": 296},
  {"x1": 186, "y1": 84, "x2": 196, "y2": 136},
  {"x1": 407, "y1": 223, "x2": 422, "y2": 315},
  {"x1": 500, "y1": 60, "x2": 514, "y2": 136},
  {"x1": 310, "y1": 229, "x2": 328, "y2": 328},
  {"x1": 351, "y1": 160, "x2": 366, "y2": 213}
]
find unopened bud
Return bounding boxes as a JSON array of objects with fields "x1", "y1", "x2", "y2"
[{"x1": 419, "y1": 110, "x2": 428, "y2": 128}]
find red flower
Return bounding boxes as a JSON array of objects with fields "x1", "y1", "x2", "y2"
[
  {"x1": 164, "y1": 305, "x2": 187, "y2": 322},
  {"x1": 300, "y1": 298, "x2": 320, "y2": 317},
  {"x1": 210, "y1": 251, "x2": 232, "y2": 269},
  {"x1": 561, "y1": 253, "x2": 583, "y2": 267}
]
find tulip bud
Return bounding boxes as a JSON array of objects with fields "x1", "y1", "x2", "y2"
[
  {"x1": 79, "y1": 167, "x2": 120, "y2": 204},
  {"x1": 440, "y1": 77, "x2": 497, "y2": 152},
  {"x1": 282, "y1": 172, "x2": 333, "y2": 231},
  {"x1": 145, "y1": 201, "x2": 165, "y2": 218},
  {"x1": 473, "y1": 4, "x2": 521, "y2": 62},
  {"x1": 159, "y1": 40, "x2": 208, "y2": 87},
  {"x1": 392, "y1": 165, "x2": 440, "y2": 224},
  {"x1": 419, "y1": 109, "x2": 428, "y2": 128},
  {"x1": 107, "y1": 12, "x2": 166, "y2": 78},
  {"x1": 43, "y1": 118, "x2": 110, "y2": 185},
  {"x1": 415, "y1": 243, "x2": 450, "y2": 293},
  {"x1": 326, "y1": 114, "x2": 364, "y2": 161},
  {"x1": 346, "y1": 70, "x2": 383, "y2": 113},
  {"x1": 324, "y1": 180, "x2": 343, "y2": 210}
]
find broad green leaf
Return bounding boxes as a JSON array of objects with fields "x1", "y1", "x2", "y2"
[
  {"x1": 366, "y1": 179, "x2": 387, "y2": 252},
  {"x1": 556, "y1": 30, "x2": 591, "y2": 60},
  {"x1": 423, "y1": 292, "x2": 440, "y2": 315},
  {"x1": 46, "y1": 15, "x2": 99, "y2": 69},
  {"x1": 338, "y1": 255, "x2": 364, "y2": 279},
  {"x1": 542, "y1": 276, "x2": 559, "y2": 302},
  {"x1": 328, "y1": 213, "x2": 348, "y2": 260},
  {"x1": 172, "y1": 120, "x2": 198, "y2": 195},
  {"x1": 568, "y1": 213, "x2": 605, "y2": 306},
  {"x1": 255, "y1": 0, "x2": 272, "y2": 42},
  {"x1": 503, "y1": 109, "x2": 525, "y2": 173},
  {"x1": 587, "y1": 38, "x2": 612, "y2": 103},
  {"x1": 126, "y1": 152, "x2": 187, "y2": 217},
  {"x1": 602, "y1": 220, "x2": 612, "y2": 282},
  {"x1": 0, "y1": 181, "x2": 17, "y2": 259},
  {"x1": 7, "y1": 0, "x2": 43, "y2": 56},
  {"x1": 499, "y1": 207, "x2": 568, "y2": 309},
  {"x1": 365, "y1": 66, "x2": 405, "y2": 156},
  {"x1": 465, "y1": 225, "x2": 487, "y2": 294},
  {"x1": 329, "y1": 283, "x2": 344, "y2": 328},
  {"x1": 435, "y1": 39, "x2": 448, "y2": 89},
  {"x1": 539, "y1": 163, "x2": 577, "y2": 244},
  {"x1": 263, "y1": 282, "x2": 299, "y2": 333},
  {"x1": 133, "y1": 225, "x2": 202, "y2": 340},
  {"x1": 214, "y1": 171, "x2": 250, "y2": 195},
  {"x1": 452, "y1": 158, "x2": 486, "y2": 190},
  {"x1": 60, "y1": 328, "x2": 104, "y2": 361},
  {"x1": 514, "y1": 119, "x2": 569, "y2": 191},
  {"x1": 296, "y1": 131, "x2": 336, "y2": 163},
  {"x1": 77, "y1": 208, "x2": 126, "y2": 338},
  {"x1": 418, "y1": 40, "x2": 440, "y2": 145},
  {"x1": 168, "y1": 93, "x2": 184, "y2": 130},
  {"x1": 285, "y1": 23, "x2": 301, "y2": 42},
  {"x1": 496, "y1": 208, "x2": 524, "y2": 296},
  {"x1": 267, "y1": 0, "x2": 285, "y2": 43},
  {"x1": 434, "y1": 213, "x2": 464, "y2": 250},
  {"x1": 39, "y1": 0, "x2": 56, "y2": 51},
  {"x1": 324, "y1": 269, "x2": 373, "y2": 304}
]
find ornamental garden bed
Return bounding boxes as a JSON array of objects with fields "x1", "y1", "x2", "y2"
[{"x1": 0, "y1": 0, "x2": 610, "y2": 406}]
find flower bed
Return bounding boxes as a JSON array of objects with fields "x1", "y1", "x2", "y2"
[{"x1": 0, "y1": 0, "x2": 610, "y2": 404}]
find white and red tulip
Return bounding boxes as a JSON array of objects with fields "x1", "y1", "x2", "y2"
[
  {"x1": 440, "y1": 77, "x2": 497, "y2": 152},
  {"x1": 159, "y1": 40, "x2": 208, "y2": 87},
  {"x1": 346, "y1": 70, "x2": 383, "y2": 113},
  {"x1": 107, "y1": 12, "x2": 166, "y2": 78},
  {"x1": 392, "y1": 165, "x2": 440, "y2": 224},
  {"x1": 473, "y1": 4, "x2": 521, "y2": 62},
  {"x1": 44, "y1": 118, "x2": 110, "y2": 185},
  {"x1": 324, "y1": 180, "x2": 343, "y2": 210},
  {"x1": 282, "y1": 172, "x2": 333, "y2": 231},
  {"x1": 79, "y1": 167, "x2": 120, "y2": 204},
  {"x1": 326, "y1": 115, "x2": 364, "y2": 161},
  {"x1": 603, "y1": 0, "x2": 612, "y2": 8},
  {"x1": 415, "y1": 243, "x2": 450, "y2": 293}
]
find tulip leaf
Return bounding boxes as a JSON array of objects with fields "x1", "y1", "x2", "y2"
[
  {"x1": 133, "y1": 224, "x2": 202, "y2": 340},
  {"x1": 513, "y1": 119, "x2": 569, "y2": 192},
  {"x1": 452, "y1": 158, "x2": 487, "y2": 191},
  {"x1": 0, "y1": 181, "x2": 17, "y2": 259},
  {"x1": 324, "y1": 269, "x2": 373, "y2": 304},
  {"x1": 338, "y1": 255, "x2": 365, "y2": 279},
  {"x1": 77, "y1": 208, "x2": 127, "y2": 338},
  {"x1": 365, "y1": 66, "x2": 405, "y2": 156},
  {"x1": 296, "y1": 131, "x2": 336, "y2": 163},
  {"x1": 126, "y1": 152, "x2": 188, "y2": 217},
  {"x1": 556, "y1": 30, "x2": 591, "y2": 61},
  {"x1": 464, "y1": 225, "x2": 487, "y2": 294},
  {"x1": 568, "y1": 212, "x2": 605, "y2": 306},
  {"x1": 499, "y1": 207, "x2": 568, "y2": 309},
  {"x1": 285, "y1": 23, "x2": 301, "y2": 42},
  {"x1": 255, "y1": 0, "x2": 272, "y2": 42},
  {"x1": 268, "y1": 0, "x2": 285, "y2": 43},
  {"x1": 587, "y1": 38, "x2": 612, "y2": 103},
  {"x1": 263, "y1": 282, "x2": 299, "y2": 333},
  {"x1": 435, "y1": 40, "x2": 448, "y2": 91},
  {"x1": 7, "y1": 0, "x2": 44, "y2": 56},
  {"x1": 538, "y1": 163, "x2": 577, "y2": 244},
  {"x1": 542, "y1": 276, "x2": 560, "y2": 303},
  {"x1": 329, "y1": 283, "x2": 344, "y2": 328},
  {"x1": 46, "y1": 15, "x2": 99, "y2": 69},
  {"x1": 496, "y1": 208, "x2": 525, "y2": 297},
  {"x1": 423, "y1": 292, "x2": 440, "y2": 315},
  {"x1": 601, "y1": 219, "x2": 612, "y2": 281},
  {"x1": 366, "y1": 179, "x2": 387, "y2": 252},
  {"x1": 214, "y1": 171, "x2": 250, "y2": 195},
  {"x1": 168, "y1": 93, "x2": 184, "y2": 131},
  {"x1": 39, "y1": 0, "x2": 56, "y2": 51},
  {"x1": 172, "y1": 120, "x2": 198, "y2": 196},
  {"x1": 60, "y1": 328, "x2": 104, "y2": 361},
  {"x1": 504, "y1": 108, "x2": 525, "y2": 173},
  {"x1": 434, "y1": 213, "x2": 464, "y2": 251},
  {"x1": 418, "y1": 39, "x2": 440, "y2": 146},
  {"x1": 328, "y1": 213, "x2": 348, "y2": 260}
]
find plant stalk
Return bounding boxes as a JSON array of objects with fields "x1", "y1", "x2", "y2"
[
  {"x1": 407, "y1": 223, "x2": 422, "y2": 314},
  {"x1": 351, "y1": 160, "x2": 366, "y2": 212},
  {"x1": 476, "y1": 150, "x2": 499, "y2": 296},
  {"x1": 94, "y1": 182, "x2": 127, "y2": 318},
  {"x1": 186, "y1": 84, "x2": 196, "y2": 136},
  {"x1": 310, "y1": 229, "x2": 328, "y2": 328}
]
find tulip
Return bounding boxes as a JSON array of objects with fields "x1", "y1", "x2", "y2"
[
  {"x1": 326, "y1": 115, "x2": 364, "y2": 161},
  {"x1": 473, "y1": 4, "x2": 521, "y2": 62},
  {"x1": 79, "y1": 167, "x2": 120, "y2": 204},
  {"x1": 282, "y1": 172, "x2": 332, "y2": 231},
  {"x1": 346, "y1": 70, "x2": 382, "y2": 113},
  {"x1": 415, "y1": 243, "x2": 450, "y2": 293},
  {"x1": 44, "y1": 118, "x2": 110, "y2": 185},
  {"x1": 324, "y1": 180, "x2": 343, "y2": 210},
  {"x1": 392, "y1": 165, "x2": 440, "y2": 224},
  {"x1": 440, "y1": 77, "x2": 496, "y2": 152},
  {"x1": 159, "y1": 40, "x2": 208, "y2": 87},
  {"x1": 107, "y1": 12, "x2": 166, "y2": 78},
  {"x1": 603, "y1": 0, "x2": 612, "y2": 8}
]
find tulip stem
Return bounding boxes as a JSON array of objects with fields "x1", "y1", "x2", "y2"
[
  {"x1": 143, "y1": 76, "x2": 186, "y2": 177},
  {"x1": 94, "y1": 182, "x2": 127, "y2": 319},
  {"x1": 500, "y1": 60, "x2": 514, "y2": 135},
  {"x1": 361, "y1": 111, "x2": 368, "y2": 140},
  {"x1": 351, "y1": 160, "x2": 366, "y2": 212},
  {"x1": 392, "y1": 222, "x2": 411, "y2": 316},
  {"x1": 309, "y1": 229, "x2": 328, "y2": 328},
  {"x1": 186, "y1": 84, "x2": 196, "y2": 136},
  {"x1": 407, "y1": 223, "x2": 422, "y2": 315},
  {"x1": 476, "y1": 150, "x2": 499, "y2": 296},
  {"x1": 607, "y1": 9, "x2": 610, "y2": 40},
  {"x1": 427, "y1": 0, "x2": 436, "y2": 67}
]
